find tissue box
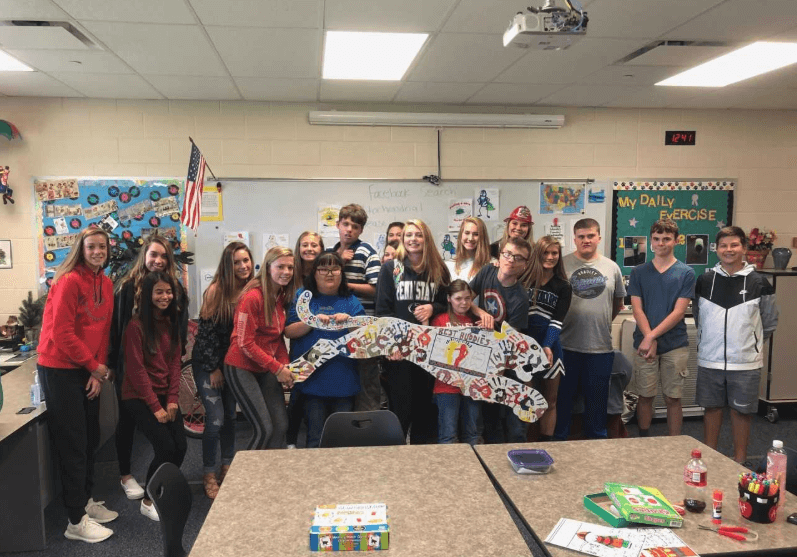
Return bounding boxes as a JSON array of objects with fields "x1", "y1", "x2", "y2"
[
  {"x1": 310, "y1": 504, "x2": 389, "y2": 551},
  {"x1": 604, "y1": 483, "x2": 683, "y2": 528}
]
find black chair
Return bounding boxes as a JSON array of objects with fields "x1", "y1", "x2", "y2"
[
  {"x1": 319, "y1": 410, "x2": 406, "y2": 448},
  {"x1": 146, "y1": 463, "x2": 192, "y2": 557}
]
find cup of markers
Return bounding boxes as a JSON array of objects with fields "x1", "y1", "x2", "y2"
[{"x1": 738, "y1": 472, "x2": 780, "y2": 523}]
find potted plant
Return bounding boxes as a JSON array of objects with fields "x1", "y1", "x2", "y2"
[
  {"x1": 746, "y1": 228, "x2": 776, "y2": 270},
  {"x1": 18, "y1": 291, "x2": 47, "y2": 347}
]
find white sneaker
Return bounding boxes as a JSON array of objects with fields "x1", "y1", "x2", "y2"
[
  {"x1": 287, "y1": 444, "x2": 297, "y2": 449},
  {"x1": 121, "y1": 477, "x2": 145, "y2": 500},
  {"x1": 85, "y1": 498, "x2": 118, "y2": 524},
  {"x1": 140, "y1": 500, "x2": 160, "y2": 522},
  {"x1": 64, "y1": 515, "x2": 113, "y2": 543}
]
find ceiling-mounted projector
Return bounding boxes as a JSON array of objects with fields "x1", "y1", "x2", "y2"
[{"x1": 503, "y1": 0, "x2": 588, "y2": 50}]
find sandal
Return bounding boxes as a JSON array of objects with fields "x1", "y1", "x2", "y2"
[
  {"x1": 217, "y1": 464, "x2": 231, "y2": 485},
  {"x1": 203, "y1": 473, "x2": 220, "y2": 500}
]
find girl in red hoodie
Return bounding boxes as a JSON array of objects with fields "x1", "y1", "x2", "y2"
[
  {"x1": 122, "y1": 271, "x2": 185, "y2": 522},
  {"x1": 38, "y1": 227, "x2": 118, "y2": 543},
  {"x1": 225, "y1": 246, "x2": 295, "y2": 450}
]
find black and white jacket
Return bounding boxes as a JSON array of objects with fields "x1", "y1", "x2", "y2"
[{"x1": 693, "y1": 262, "x2": 778, "y2": 371}]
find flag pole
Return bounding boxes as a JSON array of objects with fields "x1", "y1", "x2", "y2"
[{"x1": 188, "y1": 137, "x2": 218, "y2": 181}]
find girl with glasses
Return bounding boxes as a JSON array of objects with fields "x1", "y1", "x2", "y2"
[{"x1": 284, "y1": 252, "x2": 365, "y2": 448}]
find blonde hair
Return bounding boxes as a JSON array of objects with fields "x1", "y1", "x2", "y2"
[
  {"x1": 53, "y1": 227, "x2": 110, "y2": 285},
  {"x1": 117, "y1": 235, "x2": 183, "y2": 314},
  {"x1": 244, "y1": 246, "x2": 295, "y2": 327},
  {"x1": 395, "y1": 219, "x2": 450, "y2": 287},
  {"x1": 522, "y1": 236, "x2": 567, "y2": 305},
  {"x1": 499, "y1": 213, "x2": 533, "y2": 251},
  {"x1": 293, "y1": 231, "x2": 324, "y2": 289},
  {"x1": 454, "y1": 217, "x2": 490, "y2": 279},
  {"x1": 200, "y1": 242, "x2": 254, "y2": 323}
]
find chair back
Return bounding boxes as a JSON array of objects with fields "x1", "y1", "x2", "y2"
[
  {"x1": 147, "y1": 462, "x2": 192, "y2": 557},
  {"x1": 319, "y1": 410, "x2": 405, "y2": 448}
]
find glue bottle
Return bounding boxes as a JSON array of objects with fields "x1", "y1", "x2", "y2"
[
  {"x1": 684, "y1": 448, "x2": 707, "y2": 513},
  {"x1": 767, "y1": 440, "x2": 788, "y2": 510}
]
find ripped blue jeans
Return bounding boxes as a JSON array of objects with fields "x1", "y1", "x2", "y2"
[{"x1": 193, "y1": 364, "x2": 237, "y2": 474}]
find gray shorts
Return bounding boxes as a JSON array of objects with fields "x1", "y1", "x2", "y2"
[{"x1": 695, "y1": 366, "x2": 761, "y2": 415}]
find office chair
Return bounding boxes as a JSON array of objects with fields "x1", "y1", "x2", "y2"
[
  {"x1": 146, "y1": 462, "x2": 192, "y2": 557},
  {"x1": 319, "y1": 410, "x2": 406, "y2": 448}
]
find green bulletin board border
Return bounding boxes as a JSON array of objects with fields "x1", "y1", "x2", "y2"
[{"x1": 611, "y1": 179, "x2": 734, "y2": 279}]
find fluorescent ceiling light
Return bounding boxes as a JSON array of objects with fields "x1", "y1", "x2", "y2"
[
  {"x1": 308, "y1": 111, "x2": 565, "y2": 129},
  {"x1": 0, "y1": 50, "x2": 33, "y2": 72},
  {"x1": 323, "y1": 31, "x2": 428, "y2": 80},
  {"x1": 656, "y1": 41, "x2": 797, "y2": 87}
]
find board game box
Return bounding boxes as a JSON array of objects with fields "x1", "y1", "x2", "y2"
[
  {"x1": 310, "y1": 503, "x2": 389, "y2": 551},
  {"x1": 604, "y1": 483, "x2": 683, "y2": 528}
]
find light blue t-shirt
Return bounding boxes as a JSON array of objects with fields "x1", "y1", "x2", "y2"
[{"x1": 627, "y1": 260, "x2": 696, "y2": 354}]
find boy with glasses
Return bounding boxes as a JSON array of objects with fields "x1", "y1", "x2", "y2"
[
  {"x1": 557, "y1": 218, "x2": 625, "y2": 440},
  {"x1": 469, "y1": 236, "x2": 532, "y2": 443}
]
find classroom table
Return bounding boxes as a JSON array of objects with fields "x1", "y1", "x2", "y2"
[
  {"x1": 474, "y1": 436, "x2": 797, "y2": 556},
  {"x1": 190, "y1": 444, "x2": 532, "y2": 557}
]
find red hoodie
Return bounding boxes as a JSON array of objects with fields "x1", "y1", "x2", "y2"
[
  {"x1": 38, "y1": 262, "x2": 113, "y2": 372},
  {"x1": 224, "y1": 287, "x2": 288, "y2": 374},
  {"x1": 121, "y1": 319, "x2": 181, "y2": 413}
]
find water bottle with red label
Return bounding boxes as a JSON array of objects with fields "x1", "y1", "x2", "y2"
[{"x1": 684, "y1": 448, "x2": 708, "y2": 513}]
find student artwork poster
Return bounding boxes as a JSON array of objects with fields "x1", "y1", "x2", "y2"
[{"x1": 34, "y1": 178, "x2": 187, "y2": 288}]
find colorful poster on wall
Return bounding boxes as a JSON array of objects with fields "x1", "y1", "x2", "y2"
[
  {"x1": 474, "y1": 188, "x2": 499, "y2": 221},
  {"x1": 34, "y1": 178, "x2": 187, "y2": 289},
  {"x1": 611, "y1": 180, "x2": 734, "y2": 278},
  {"x1": 540, "y1": 182, "x2": 585, "y2": 215},
  {"x1": 448, "y1": 198, "x2": 473, "y2": 231}
]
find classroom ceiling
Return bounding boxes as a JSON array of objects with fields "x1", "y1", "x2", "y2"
[{"x1": 2, "y1": 0, "x2": 797, "y2": 108}]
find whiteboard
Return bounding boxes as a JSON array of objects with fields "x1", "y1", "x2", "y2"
[{"x1": 188, "y1": 179, "x2": 611, "y2": 315}]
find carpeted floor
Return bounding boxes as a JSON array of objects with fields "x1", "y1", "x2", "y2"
[{"x1": 6, "y1": 405, "x2": 797, "y2": 557}]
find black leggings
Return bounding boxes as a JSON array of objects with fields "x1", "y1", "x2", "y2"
[
  {"x1": 123, "y1": 396, "x2": 187, "y2": 490},
  {"x1": 382, "y1": 360, "x2": 437, "y2": 444}
]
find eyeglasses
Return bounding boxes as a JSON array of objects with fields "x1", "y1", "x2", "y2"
[
  {"x1": 500, "y1": 251, "x2": 528, "y2": 263},
  {"x1": 316, "y1": 267, "x2": 342, "y2": 276}
]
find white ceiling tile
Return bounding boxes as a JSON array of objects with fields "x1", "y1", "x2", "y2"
[
  {"x1": 579, "y1": 65, "x2": 684, "y2": 86},
  {"x1": 235, "y1": 77, "x2": 318, "y2": 101},
  {"x1": 207, "y1": 27, "x2": 320, "y2": 78},
  {"x1": 50, "y1": 72, "x2": 162, "y2": 98},
  {"x1": 409, "y1": 33, "x2": 526, "y2": 83},
  {"x1": 82, "y1": 22, "x2": 228, "y2": 76},
  {"x1": 602, "y1": 86, "x2": 707, "y2": 108},
  {"x1": 466, "y1": 83, "x2": 563, "y2": 105},
  {"x1": 666, "y1": 0, "x2": 797, "y2": 41},
  {"x1": 725, "y1": 88, "x2": 797, "y2": 109},
  {"x1": 535, "y1": 85, "x2": 635, "y2": 107},
  {"x1": 53, "y1": 0, "x2": 195, "y2": 23},
  {"x1": 320, "y1": 81, "x2": 401, "y2": 102},
  {"x1": 584, "y1": 0, "x2": 725, "y2": 39},
  {"x1": 394, "y1": 81, "x2": 484, "y2": 103},
  {"x1": 624, "y1": 44, "x2": 734, "y2": 67},
  {"x1": 7, "y1": 49, "x2": 133, "y2": 73},
  {"x1": 325, "y1": 0, "x2": 457, "y2": 32},
  {"x1": 190, "y1": 0, "x2": 322, "y2": 28},
  {"x1": 145, "y1": 75, "x2": 241, "y2": 100},
  {"x1": 442, "y1": 0, "x2": 522, "y2": 33},
  {"x1": 0, "y1": 0, "x2": 70, "y2": 20},
  {"x1": 0, "y1": 26, "x2": 88, "y2": 50},
  {"x1": 496, "y1": 38, "x2": 647, "y2": 84},
  {"x1": 0, "y1": 71, "x2": 82, "y2": 96}
]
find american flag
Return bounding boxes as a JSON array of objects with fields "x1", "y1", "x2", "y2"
[{"x1": 181, "y1": 142, "x2": 206, "y2": 231}]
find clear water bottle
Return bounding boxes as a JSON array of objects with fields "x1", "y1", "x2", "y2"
[
  {"x1": 767, "y1": 440, "x2": 788, "y2": 510},
  {"x1": 684, "y1": 448, "x2": 708, "y2": 513}
]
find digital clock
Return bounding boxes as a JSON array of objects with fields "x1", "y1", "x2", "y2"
[{"x1": 665, "y1": 131, "x2": 696, "y2": 145}]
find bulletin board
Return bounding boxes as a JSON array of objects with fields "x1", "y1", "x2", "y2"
[
  {"x1": 32, "y1": 177, "x2": 188, "y2": 289},
  {"x1": 611, "y1": 180, "x2": 734, "y2": 281}
]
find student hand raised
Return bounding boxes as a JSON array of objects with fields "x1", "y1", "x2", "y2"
[
  {"x1": 167, "y1": 403, "x2": 179, "y2": 422},
  {"x1": 154, "y1": 408, "x2": 169, "y2": 423}
]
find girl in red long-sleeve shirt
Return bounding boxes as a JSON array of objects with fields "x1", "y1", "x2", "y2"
[
  {"x1": 225, "y1": 246, "x2": 296, "y2": 450},
  {"x1": 122, "y1": 271, "x2": 185, "y2": 522},
  {"x1": 38, "y1": 227, "x2": 118, "y2": 543}
]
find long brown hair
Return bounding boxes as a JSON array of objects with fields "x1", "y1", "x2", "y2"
[
  {"x1": 200, "y1": 242, "x2": 254, "y2": 323},
  {"x1": 394, "y1": 219, "x2": 450, "y2": 287},
  {"x1": 454, "y1": 217, "x2": 490, "y2": 279},
  {"x1": 53, "y1": 227, "x2": 110, "y2": 285},
  {"x1": 117, "y1": 235, "x2": 183, "y2": 314},
  {"x1": 243, "y1": 246, "x2": 295, "y2": 327},
  {"x1": 446, "y1": 279, "x2": 478, "y2": 325},
  {"x1": 134, "y1": 271, "x2": 180, "y2": 366},
  {"x1": 522, "y1": 236, "x2": 567, "y2": 305},
  {"x1": 293, "y1": 231, "x2": 324, "y2": 289}
]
